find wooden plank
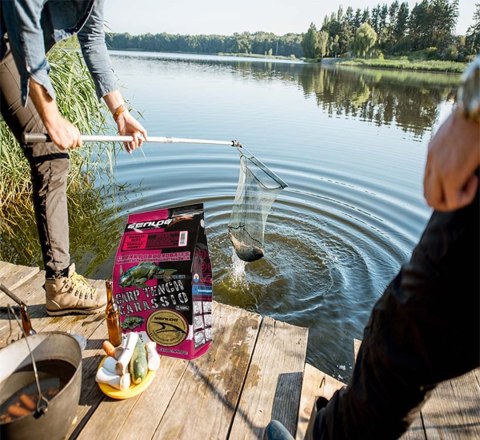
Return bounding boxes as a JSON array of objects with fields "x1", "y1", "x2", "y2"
[
  {"x1": 353, "y1": 338, "x2": 362, "y2": 360},
  {"x1": 71, "y1": 317, "x2": 182, "y2": 439},
  {"x1": 0, "y1": 271, "x2": 49, "y2": 346},
  {"x1": 473, "y1": 368, "x2": 480, "y2": 389},
  {"x1": 296, "y1": 363, "x2": 345, "y2": 440},
  {"x1": 400, "y1": 415, "x2": 426, "y2": 440},
  {"x1": 116, "y1": 356, "x2": 190, "y2": 440},
  {"x1": 77, "y1": 354, "x2": 190, "y2": 440},
  {"x1": 67, "y1": 319, "x2": 111, "y2": 438},
  {"x1": 0, "y1": 261, "x2": 39, "y2": 290},
  {"x1": 78, "y1": 302, "x2": 262, "y2": 440},
  {"x1": 0, "y1": 278, "x2": 106, "y2": 346},
  {"x1": 0, "y1": 274, "x2": 107, "y2": 345},
  {"x1": 421, "y1": 369, "x2": 480, "y2": 439},
  {"x1": 229, "y1": 317, "x2": 308, "y2": 440},
  {"x1": 0, "y1": 269, "x2": 46, "y2": 307},
  {"x1": 151, "y1": 303, "x2": 263, "y2": 440},
  {"x1": 0, "y1": 261, "x2": 18, "y2": 278},
  {"x1": 0, "y1": 261, "x2": 12, "y2": 277}
]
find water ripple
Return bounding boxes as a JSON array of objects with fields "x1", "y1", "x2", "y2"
[
  {"x1": 111, "y1": 150, "x2": 427, "y2": 376},
  {"x1": 99, "y1": 53, "x2": 438, "y2": 380}
]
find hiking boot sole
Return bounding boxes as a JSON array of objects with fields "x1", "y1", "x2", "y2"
[{"x1": 46, "y1": 305, "x2": 104, "y2": 317}]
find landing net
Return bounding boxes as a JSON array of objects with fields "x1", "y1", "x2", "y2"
[{"x1": 228, "y1": 147, "x2": 287, "y2": 262}]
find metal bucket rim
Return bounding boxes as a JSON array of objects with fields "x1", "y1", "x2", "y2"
[{"x1": 0, "y1": 331, "x2": 82, "y2": 423}]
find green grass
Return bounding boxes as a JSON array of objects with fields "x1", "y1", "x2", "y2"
[{"x1": 335, "y1": 57, "x2": 467, "y2": 74}]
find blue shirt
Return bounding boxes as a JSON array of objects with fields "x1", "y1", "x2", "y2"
[{"x1": 1, "y1": 0, "x2": 117, "y2": 106}]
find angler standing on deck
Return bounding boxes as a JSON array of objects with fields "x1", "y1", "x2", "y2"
[{"x1": 0, "y1": 0, "x2": 148, "y2": 316}]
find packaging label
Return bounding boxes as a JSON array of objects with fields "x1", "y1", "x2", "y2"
[{"x1": 112, "y1": 204, "x2": 213, "y2": 360}]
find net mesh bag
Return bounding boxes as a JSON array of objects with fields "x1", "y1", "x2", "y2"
[{"x1": 228, "y1": 148, "x2": 287, "y2": 262}]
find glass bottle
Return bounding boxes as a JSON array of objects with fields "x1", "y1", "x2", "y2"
[
  {"x1": 105, "y1": 280, "x2": 122, "y2": 347},
  {"x1": 20, "y1": 304, "x2": 36, "y2": 336}
]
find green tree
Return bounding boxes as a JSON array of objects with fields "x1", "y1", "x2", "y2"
[
  {"x1": 389, "y1": 0, "x2": 400, "y2": 25},
  {"x1": 302, "y1": 23, "x2": 319, "y2": 58},
  {"x1": 354, "y1": 8, "x2": 363, "y2": 28},
  {"x1": 235, "y1": 32, "x2": 252, "y2": 53},
  {"x1": 337, "y1": 6, "x2": 344, "y2": 22},
  {"x1": 466, "y1": 3, "x2": 480, "y2": 55},
  {"x1": 321, "y1": 11, "x2": 343, "y2": 55},
  {"x1": 344, "y1": 6, "x2": 355, "y2": 28},
  {"x1": 379, "y1": 4, "x2": 389, "y2": 31},
  {"x1": 431, "y1": 0, "x2": 459, "y2": 49},
  {"x1": 374, "y1": 3, "x2": 389, "y2": 49},
  {"x1": 408, "y1": 0, "x2": 429, "y2": 49},
  {"x1": 317, "y1": 31, "x2": 329, "y2": 58},
  {"x1": 351, "y1": 23, "x2": 378, "y2": 58},
  {"x1": 386, "y1": 1, "x2": 399, "y2": 45},
  {"x1": 394, "y1": 2, "x2": 410, "y2": 40},
  {"x1": 329, "y1": 34, "x2": 341, "y2": 57},
  {"x1": 362, "y1": 8, "x2": 371, "y2": 25},
  {"x1": 340, "y1": 7, "x2": 355, "y2": 55},
  {"x1": 371, "y1": 5, "x2": 381, "y2": 33},
  {"x1": 409, "y1": 0, "x2": 458, "y2": 51}
]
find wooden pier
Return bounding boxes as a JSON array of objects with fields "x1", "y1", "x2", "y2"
[{"x1": 0, "y1": 260, "x2": 478, "y2": 439}]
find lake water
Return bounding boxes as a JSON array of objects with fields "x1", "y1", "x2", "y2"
[
  {"x1": 103, "y1": 51, "x2": 461, "y2": 381},
  {"x1": 14, "y1": 50, "x2": 464, "y2": 381}
]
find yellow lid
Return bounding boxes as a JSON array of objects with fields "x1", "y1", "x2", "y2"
[{"x1": 97, "y1": 356, "x2": 156, "y2": 400}]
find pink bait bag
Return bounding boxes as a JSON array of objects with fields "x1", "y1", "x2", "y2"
[{"x1": 112, "y1": 203, "x2": 212, "y2": 360}]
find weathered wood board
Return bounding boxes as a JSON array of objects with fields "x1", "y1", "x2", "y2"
[
  {"x1": 1, "y1": 263, "x2": 479, "y2": 440},
  {"x1": 296, "y1": 363, "x2": 345, "y2": 440},
  {"x1": 229, "y1": 317, "x2": 308, "y2": 440}
]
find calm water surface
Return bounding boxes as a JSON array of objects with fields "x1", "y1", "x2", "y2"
[{"x1": 58, "y1": 52, "x2": 467, "y2": 380}]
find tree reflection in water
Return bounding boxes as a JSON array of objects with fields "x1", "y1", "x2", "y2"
[
  {"x1": 225, "y1": 59, "x2": 458, "y2": 137},
  {"x1": 299, "y1": 64, "x2": 458, "y2": 137}
]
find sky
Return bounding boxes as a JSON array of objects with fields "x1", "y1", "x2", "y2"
[{"x1": 104, "y1": 0, "x2": 476, "y2": 37}]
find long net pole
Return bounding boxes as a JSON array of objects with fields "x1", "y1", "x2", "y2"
[{"x1": 23, "y1": 133, "x2": 240, "y2": 147}]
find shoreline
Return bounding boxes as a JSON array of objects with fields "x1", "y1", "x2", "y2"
[
  {"x1": 318, "y1": 57, "x2": 467, "y2": 74},
  {"x1": 107, "y1": 48, "x2": 466, "y2": 74}
]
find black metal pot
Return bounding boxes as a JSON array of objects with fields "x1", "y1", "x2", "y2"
[{"x1": 0, "y1": 332, "x2": 82, "y2": 440}]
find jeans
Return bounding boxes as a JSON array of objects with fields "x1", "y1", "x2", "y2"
[
  {"x1": 0, "y1": 49, "x2": 70, "y2": 278},
  {"x1": 310, "y1": 183, "x2": 480, "y2": 439}
]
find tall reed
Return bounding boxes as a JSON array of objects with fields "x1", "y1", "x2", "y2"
[{"x1": 0, "y1": 38, "x2": 122, "y2": 270}]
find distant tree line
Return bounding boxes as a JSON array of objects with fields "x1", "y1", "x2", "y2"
[
  {"x1": 106, "y1": 1, "x2": 479, "y2": 62},
  {"x1": 106, "y1": 32, "x2": 303, "y2": 58},
  {"x1": 303, "y1": 0, "x2": 479, "y2": 61}
]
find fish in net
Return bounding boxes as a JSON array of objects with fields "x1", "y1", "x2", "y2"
[{"x1": 228, "y1": 147, "x2": 287, "y2": 262}]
